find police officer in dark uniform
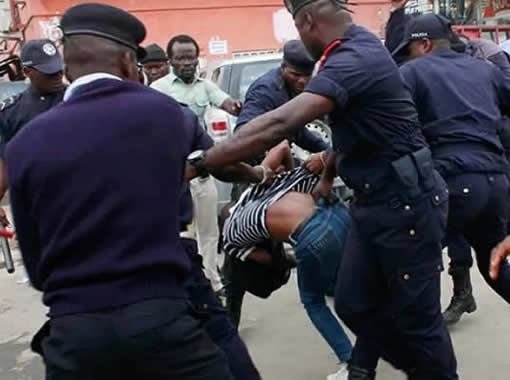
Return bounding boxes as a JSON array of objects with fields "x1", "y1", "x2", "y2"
[
  {"x1": 395, "y1": 15, "x2": 510, "y2": 319},
  {"x1": 0, "y1": 39, "x2": 65, "y2": 222},
  {"x1": 229, "y1": 39, "x2": 330, "y2": 203},
  {"x1": 190, "y1": 0, "x2": 458, "y2": 378},
  {"x1": 6, "y1": 3, "x2": 239, "y2": 379},
  {"x1": 235, "y1": 39, "x2": 329, "y2": 155},
  {"x1": 385, "y1": 0, "x2": 466, "y2": 66},
  {"x1": 387, "y1": 4, "x2": 510, "y2": 326}
]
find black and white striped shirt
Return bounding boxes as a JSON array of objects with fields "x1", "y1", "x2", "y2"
[{"x1": 223, "y1": 167, "x2": 319, "y2": 260}]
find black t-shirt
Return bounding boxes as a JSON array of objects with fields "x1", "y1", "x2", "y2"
[
  {"x1": 305, "y1": 25, "x2": 426, "y2": 193},
  {"x1": 0, "y1": 87, "x2": 65, "y2": 158},
  {"x1": 400, "y1": 48, "x2": 510, "y2": 176}
]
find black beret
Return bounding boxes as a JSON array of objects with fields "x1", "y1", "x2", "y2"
[
  {"x1": 283, "y1": 40, "x2": 315, "y2": 72},
  {"x1": 140, "y1": 43, "x2": 168, "y2": 63},
  {"x1": 284, "y1": 0, "x2": 319, "y2": 17},
  {"x1": 284, "y1": 0, "x2": 350, "y2": 17},
  {"x1": 60, "y1": 3, "x2": 147, "y2": 59}
]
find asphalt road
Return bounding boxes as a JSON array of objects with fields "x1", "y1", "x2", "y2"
[{"x1": 0, "y1": 250, "x2": 509, "y2": 380}]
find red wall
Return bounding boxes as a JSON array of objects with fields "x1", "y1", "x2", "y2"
[{"x1": 20, "y1": 0, "x2": 391, "y2": 62}]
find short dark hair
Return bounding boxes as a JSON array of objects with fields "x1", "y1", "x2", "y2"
[{"x1": 167, "y1": 35, "x2": 200, "y2": 58}]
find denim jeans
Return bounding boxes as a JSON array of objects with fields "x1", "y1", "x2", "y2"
[{"x1": 290, "y1": 198, "x2": 353, "y2": 361}]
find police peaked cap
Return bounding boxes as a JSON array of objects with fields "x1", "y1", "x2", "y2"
[
  {"x1": 284, "y1": 0, "x2": 351, "y2": 17},
  {"x1": 392, "y1": 14, "x2": 451, "y2": 58},
  {"x1": 60, "y1": 3, "x2": 147, "y2": 59}
]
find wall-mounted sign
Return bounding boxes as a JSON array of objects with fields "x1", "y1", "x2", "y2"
[
  {"x1": 405, "y1": 0, "x2": 434, "y2": 15},
  {"x1": 39, "y1": 17, "x2": 63, "y2": 42},
  {"x1": 209, "y1": 39, "x2": 228, "y2": 55},
  {"x1": 273, "y1": 8, "x2": 299, "y2": 43}
]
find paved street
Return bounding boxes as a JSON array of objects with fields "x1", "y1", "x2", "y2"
[{"x1": 1, "y1": 247, "x2": 509, "y2": 380}]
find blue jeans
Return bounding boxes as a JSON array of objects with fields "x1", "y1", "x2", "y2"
[{"x1": 290, "y1": 198, "x2": 353, "y2": 361}]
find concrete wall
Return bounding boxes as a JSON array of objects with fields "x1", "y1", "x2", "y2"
[{"x1": 20, "y1": 0, "x2": 390, "y2": 62}]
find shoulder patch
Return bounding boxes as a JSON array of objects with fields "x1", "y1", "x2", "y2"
[{"x1": 0, "y1": 94, "x2": 21, "y2": 112}]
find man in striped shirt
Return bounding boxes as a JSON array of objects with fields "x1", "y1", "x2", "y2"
[{"x1": 222, "y1": 140, "x2": 353, "y2": 380}]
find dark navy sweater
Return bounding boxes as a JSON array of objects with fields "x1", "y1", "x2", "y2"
[{"x1": 6, "y1": 79, "x2": 195, "y2": 316}]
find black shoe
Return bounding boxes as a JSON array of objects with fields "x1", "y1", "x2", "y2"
[{"x1": 443, "y1": 266, "x2": 477, "y2": 325}]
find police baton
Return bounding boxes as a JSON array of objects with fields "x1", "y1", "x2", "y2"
[{"x1": 0, "y1": 223, "x2": 14, "y2": 273}]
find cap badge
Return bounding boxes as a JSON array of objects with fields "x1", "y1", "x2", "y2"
[
  {"x1": 411, "y1": 32, "x2": 429, "y2": 39},
  {"x1": 43, "y1": 43, "x2": 57, "y2": 56}
]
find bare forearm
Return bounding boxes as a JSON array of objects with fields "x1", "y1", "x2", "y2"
[
  {"x1": 322, "y1": 152, "x2": 338, "y2": 184},
  {"x1": 204, "y1": 93, "x2": 335, "y2": 170},
  {"x1": 210, "y1": 163, "x2": 263, "y2": 183},
  {"x1": 205, "y1": 110, "x2": 291, "y2": 169}
]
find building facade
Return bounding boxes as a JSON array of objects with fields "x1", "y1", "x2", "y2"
[{"x1": 2, "y1": 0, "x2": 391, "y2": 63}]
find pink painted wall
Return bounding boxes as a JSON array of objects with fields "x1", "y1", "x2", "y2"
[{"x1": 19, "y1": 0, "x2": 391, "y2": 61}]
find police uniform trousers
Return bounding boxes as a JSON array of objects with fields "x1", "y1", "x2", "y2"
[
  {"x1": 334, "y1": 171, "x2": 458, "y2": 379},
  {"x1": 33, "y1": 242, "x2": 241, "y2": 380},
  {"x1": 181, "y1": 238, "x2": 261, "y2": 380},
  {"x1": 445, "y1": 172, "x2": 510, "y2": 302},
  {"x1": 37, "y1": 302, "x2": 234, "y2": 380}
]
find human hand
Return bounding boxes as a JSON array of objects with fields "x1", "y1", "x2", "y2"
[
  {"x1": 231, "y1": 100, "x2": 243, "y2": 116},
  {"x1": 490, "y1": 235, "x2": 510, "y2": 280},
  {"x1": 311, "y1": 178, "x2": 334, "y2": 203},
  {"x1": 0, "y1": 207, "x2": 10, "y2": 227},
  {"x1": 305, "y1": 153, "x2": 325, "y2": 175},
  {"x1": 255, "y1": 165, "x2": 276, "y2": 186}
]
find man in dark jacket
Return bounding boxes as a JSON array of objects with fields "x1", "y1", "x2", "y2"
[{"x1": 7, "y1": 3, "x2": 236, "y2": 379}]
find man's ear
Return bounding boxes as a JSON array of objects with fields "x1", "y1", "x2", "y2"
[
  {"x1": 22, "y1": 67, "x2": 31, "y2": 78},
  {"x1": 423, "y1": 39, "x2": 434, "y2": 53},
  {"x1": 64, "y1": 65, "x2": 73, "y2": 83},
  {"x1": 120, "y1": 51, "x2": 138, "y2": 82},
  {"x1": 303, "y1": 11, "x2": 314, "y2": 32}
]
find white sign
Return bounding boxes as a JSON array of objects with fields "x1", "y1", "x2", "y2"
[
  {"x1": 39, "y1": 17, "x2": 63, "y2": 42},
  {"x1": 273, "y1": 8, "x2": 299, "y2": 43},
  {"x1": 405, "y1": 0, "x2": 434, "y2": 15},
  {"x1": 209, "y1": 40, "x2": 228, "y2": 55}
]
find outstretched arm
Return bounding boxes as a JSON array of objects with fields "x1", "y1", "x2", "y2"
[{"x1": 203, "y1": 93, "x2": 335, "y2": 170}]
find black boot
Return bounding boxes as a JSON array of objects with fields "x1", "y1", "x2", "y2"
[
  {"x1": 443, "y1": 266, "x2": 477, "y2": 325},
  {"x1": 348, "y1": 365, "x2": 376, "y2": 380}
]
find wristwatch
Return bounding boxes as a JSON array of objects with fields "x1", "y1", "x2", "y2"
[{"x1": 187, "y1": 150, "x2": 209, "y2": 178}]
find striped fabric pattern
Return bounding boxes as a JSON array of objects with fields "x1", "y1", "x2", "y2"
[{"x1": 223, "y1": 167, "x2": 319, "y2": 260}]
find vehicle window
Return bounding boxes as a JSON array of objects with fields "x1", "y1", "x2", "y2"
[{"x1": 238, "y1": 60, "x2": 281, "y2": 101}]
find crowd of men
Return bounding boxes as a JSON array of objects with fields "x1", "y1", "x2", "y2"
[{"x1": 2, "y1": 0, "x2": 510, "y2": 379}]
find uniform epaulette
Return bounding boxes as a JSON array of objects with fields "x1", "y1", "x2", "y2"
[{"x1": 0, "y1": 94, "x2": 21, "y2": 112}]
